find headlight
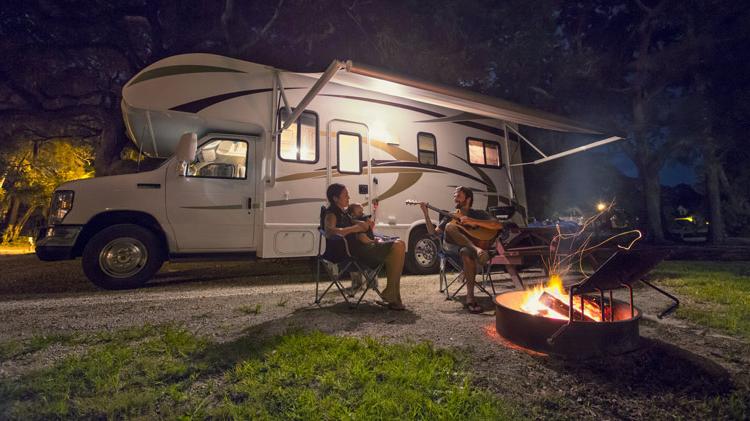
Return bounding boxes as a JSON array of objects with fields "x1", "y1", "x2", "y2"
[{"x1": 48, "y1": 190, "x2": 74, "y2": 225}]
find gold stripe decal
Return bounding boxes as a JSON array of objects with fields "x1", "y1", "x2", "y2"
[{"x1": 373, "y1": 172, "x2": 422, "y2": 203}]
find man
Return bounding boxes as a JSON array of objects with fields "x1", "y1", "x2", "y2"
[{"x1": 420, "y1": 186, "x2": 502, "y2": 314}]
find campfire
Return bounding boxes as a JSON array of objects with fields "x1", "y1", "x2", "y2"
[
  {"x1": 519, "y1": 274, "x2": 608, "y2": 322},
  {"x1": 494, "y1": 249, "x2": 676, "y2": 358}
]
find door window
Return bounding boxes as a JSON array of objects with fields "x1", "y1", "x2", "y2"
[
  {"x1": 337, "y1": 132, "x2": 362, "y2": 174},
  {"x1": 187, "y1": 139, "x2": 248, "y2": 179}
]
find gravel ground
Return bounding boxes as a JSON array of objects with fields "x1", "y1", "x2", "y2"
[{"x1": 1, "y1": 254, "x2": 748, "y2": 419}]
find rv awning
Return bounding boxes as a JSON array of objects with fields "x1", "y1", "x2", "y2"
[
  {"x1": 280, "y1": 59, "x2": 622, "y2": 165},
  {"x1": 335, "y1": 61, "x2": 606, "y2": 135}
]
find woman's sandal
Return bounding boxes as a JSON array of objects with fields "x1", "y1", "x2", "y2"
[
  {"x1": 465, "y1": 301, "x2": 483, "y2": 314},
  {"x1": 376, "y1": 300, "x2": 406, "y2": 311}
]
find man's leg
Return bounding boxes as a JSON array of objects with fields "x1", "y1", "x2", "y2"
[
  {"x1": 444, "y1": 223, "x2": 485, "y2": 259},
  {"x1": 446, "y1": 224, "x2": 479, "y2": 302},
  {"x1": 460, "y1": 248, "x2": 478, "y2": 304}
]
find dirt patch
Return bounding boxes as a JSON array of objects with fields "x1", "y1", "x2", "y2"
[{"x1": 0, "y1": 254, "x2": 748, "y2": 419}]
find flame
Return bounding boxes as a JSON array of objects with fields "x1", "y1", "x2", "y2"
[
  {"x1": 519, "y1": 274, "x2": 604, "y2": 321},
  {"x1": 520, "y1": 274, "x2": 568, "y2": 320}
]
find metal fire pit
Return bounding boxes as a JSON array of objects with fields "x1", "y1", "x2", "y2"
[
  {"x1": 495, "y1": 291, "x2": 641, "y2": 358},
  {"x1": 494, "y1": 248, "x2": 675, "y2": 359}
]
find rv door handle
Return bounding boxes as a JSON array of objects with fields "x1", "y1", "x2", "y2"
[{"x1": 248, "y1": 197, "x2": 252, "y2": 211}]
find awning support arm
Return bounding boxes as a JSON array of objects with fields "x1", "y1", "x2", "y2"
[
  {"x1": 510, "y1": 136, "x2": 623, "y2": 166},
  {"x1": 275, "y1": 72, "x2": 292, "y2": 116},
  {"x1": 273, "y1": 59, "x2": 349, "y2": 136},
  {"x1": 505, "y1": 124, "x2": 547, "y2": 158}
]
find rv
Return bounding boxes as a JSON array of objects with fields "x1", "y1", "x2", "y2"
[{"x1": 36, "y1": 53, "x2": 620, "y2": 289}]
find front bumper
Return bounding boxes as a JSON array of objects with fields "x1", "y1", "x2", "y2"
[{"x1": 35, "y1": 225, "x2": 82, "y2": 261}]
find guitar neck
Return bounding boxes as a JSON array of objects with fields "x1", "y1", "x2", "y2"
[{"x1": 426, "y1": 204, "x2": 455, "y2": 219}]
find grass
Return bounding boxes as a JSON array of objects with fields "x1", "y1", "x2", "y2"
[
  {"x1": 651, "y1": 261, "x2": 750, "y2": 339},
  {"x1": 0, "y1": 326, "x2": 518, "y2": 420}
]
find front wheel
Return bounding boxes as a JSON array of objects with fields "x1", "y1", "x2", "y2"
[
  {"x1": 405, "y1": 227, "x2": 440, "y2": 274},
  {"x1": 82, "y1": 224, "x2": 164, "y2": 290}
]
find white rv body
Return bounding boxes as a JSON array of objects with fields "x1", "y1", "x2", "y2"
[{"x1": 37, "y1": 54, "x2": 618, "y2": 288}]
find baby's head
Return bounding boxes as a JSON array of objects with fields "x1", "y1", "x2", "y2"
[{"x1": 347, "y1": 203, "x2": 365, "y2": 219}]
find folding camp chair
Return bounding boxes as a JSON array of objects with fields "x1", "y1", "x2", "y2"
[
  {"x1": 438, "y1": 234, "x2": 499, "y2": 301},
  {"x1": 314, "y1": 207, "x2": 385, "y2": 308}
]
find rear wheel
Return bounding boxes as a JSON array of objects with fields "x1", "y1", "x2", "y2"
[
  {"x1": 405, "y1": 227, "x2": 439, "y2": 274},
  {"x1": 82, "y1": 224, "x2": 164, "y2": 290}
]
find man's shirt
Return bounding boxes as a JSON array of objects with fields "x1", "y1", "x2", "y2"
[{"x1": 436, "y1": 208, "x2": 493, "y2": 232}]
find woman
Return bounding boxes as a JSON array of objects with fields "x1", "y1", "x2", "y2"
[{"x1": 323, "y1": 183, "x2": 406, "y2": 310}]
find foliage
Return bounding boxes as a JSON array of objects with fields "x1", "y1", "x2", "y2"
[
  {"x1": 0, "y1": 327, "x2": 517, "y2": 420},
  {"x1": 0, "y1": 139, "x2": 93, "y2": 243},
  {"x1": 1, "y1": 139, "x2": 94, "y2": 205},
  {"x1": 651, "y1": 261, "x2": 750, "y2": 339}
]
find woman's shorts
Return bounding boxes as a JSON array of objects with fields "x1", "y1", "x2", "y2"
[{"x1": 354, "y1": 241, "x2": 393, "y2": 268}]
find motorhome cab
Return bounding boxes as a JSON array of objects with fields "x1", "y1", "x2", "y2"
[{"x1": 36, "y1": 54, "x2": 620, "y2": 289}]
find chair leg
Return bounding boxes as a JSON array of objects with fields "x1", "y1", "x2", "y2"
[
  {"x1": 351, "y1": 265, "x2": 383, "y2": 308},
  {"x1": 448, "y1": 272, "x2": 466, "y2": 300},
  {"x1": 506, "y1": 265, "x2": 525, "y2": 290},
  {"x1": 315, "y1": 257, "x2": 321, "y2": 303}
]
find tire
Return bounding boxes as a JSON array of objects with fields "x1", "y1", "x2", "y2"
[
  {"x1": 405, "y1": 226, "x2": 440, "y2": 274},
  {"x1": 82, "y1": 224, "x2": 164, "y2": 290}
]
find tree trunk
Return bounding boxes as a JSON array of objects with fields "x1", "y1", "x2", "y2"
[
  {"x1": 94, "y1": 110, "x2": 129, "y2": 176},
  {"x1": 705, "y1": 147, "x2": 725, "y2": 244},
  {"x1": 1, "y1": 197, "x2": 21, "y2": 244},
  {"x1": 9, "y1": 204, "x2": 38, "y2": 243},
  {"x1": 642, "y1": 170, "x2": 665, "y2": 242}
]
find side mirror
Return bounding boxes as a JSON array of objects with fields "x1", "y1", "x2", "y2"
[
  {"x1": 175, "y1": 133, "x2": 197, "y2": 176},
  {"x1": 176, "y1": 132, "x2": 197, "y2": 162}
]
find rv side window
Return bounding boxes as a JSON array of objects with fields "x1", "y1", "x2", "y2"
[
  {"x1": 278, "y1": 109, "x2": 319, "y2": 163},
  {"x1": 337, "y1": 132, "x2": 362, "y2": 174},
  {"x1": 417, "y1": 132, "x2": 437, "y2": 165},
  {"x1": 187, "y1": 139, "x2": 248, "y2": 180},
  {"x1": 466, "y1": 138, "x2": 501, "y2": 168}
]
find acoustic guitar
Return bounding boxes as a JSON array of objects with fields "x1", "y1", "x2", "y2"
[{"x1": 405, "y1": 200, "x2": 501, "y2": 248}]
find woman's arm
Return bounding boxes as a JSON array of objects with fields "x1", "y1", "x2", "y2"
[{"x1": 324, "y1": 213, "x2": 368, "y2": 238}]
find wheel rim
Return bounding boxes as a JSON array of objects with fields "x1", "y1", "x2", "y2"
[
  {"x1": 414, "y1": 238, "x2": 437, "y2": 268},
  {"x1": 99, "y1": 237, "x2": 148, "y2": 278}
]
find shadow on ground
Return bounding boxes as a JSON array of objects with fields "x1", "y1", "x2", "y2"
[{"x1": 543, "y1": 337, "x2": 733, "y2": 398}]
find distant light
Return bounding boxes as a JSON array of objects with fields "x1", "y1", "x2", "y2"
[{"x1": 596, "y1": 202, "x2": 606, "y2": 212}]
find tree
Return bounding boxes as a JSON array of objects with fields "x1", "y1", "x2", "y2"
[
  {"x1": 0, "y1": 139, "x2": 93, "y2": 243},
  {"x1": 551, "y1": 0, "x2": 748, "y2": 242}
]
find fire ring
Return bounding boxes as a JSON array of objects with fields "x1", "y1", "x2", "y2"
[{"x1": 495, "y1": 290, "x2": 642, "y2": 359}]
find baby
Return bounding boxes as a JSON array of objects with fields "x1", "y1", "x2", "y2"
[{"x1": 346, "y1": 203, "x2": 380, "y2": 245}]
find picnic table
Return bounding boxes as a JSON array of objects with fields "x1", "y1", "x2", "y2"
[{"x1": 489, "y1": 224, "x2": 618, "y2": 290}]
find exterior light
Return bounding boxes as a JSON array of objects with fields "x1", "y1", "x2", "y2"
[{"x1": 596, "y1": 202, "x2": 606, "y2": 212}]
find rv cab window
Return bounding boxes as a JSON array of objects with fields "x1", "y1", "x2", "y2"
[
  {"x1": 278, "y1": 109, "x2": 319, "y2": 163},
  {"x1": 466, "y1": 138, "x2": 502, "y2": 168},
  {"x1": 417, "y1": 132, "x2": 437, "y2": 165},
  {"x1": 187, "y1": 139, "x2": 248, "y2": 179}
]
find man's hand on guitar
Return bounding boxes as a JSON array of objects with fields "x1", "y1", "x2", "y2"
[
  {"x1": 458, "y1": 215, "x2": 478, "y2": 228},
  {"x1": 419, "y1": 202, "x2": 429, "y2": 215}
]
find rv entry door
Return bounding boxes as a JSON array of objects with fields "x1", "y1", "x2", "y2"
[
  {"x1": 165, "y1": 134, "x2": 258, "y2": 251},
  {"x1": 327, "y1": 120, "x2": 371, "y2": 212}
]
